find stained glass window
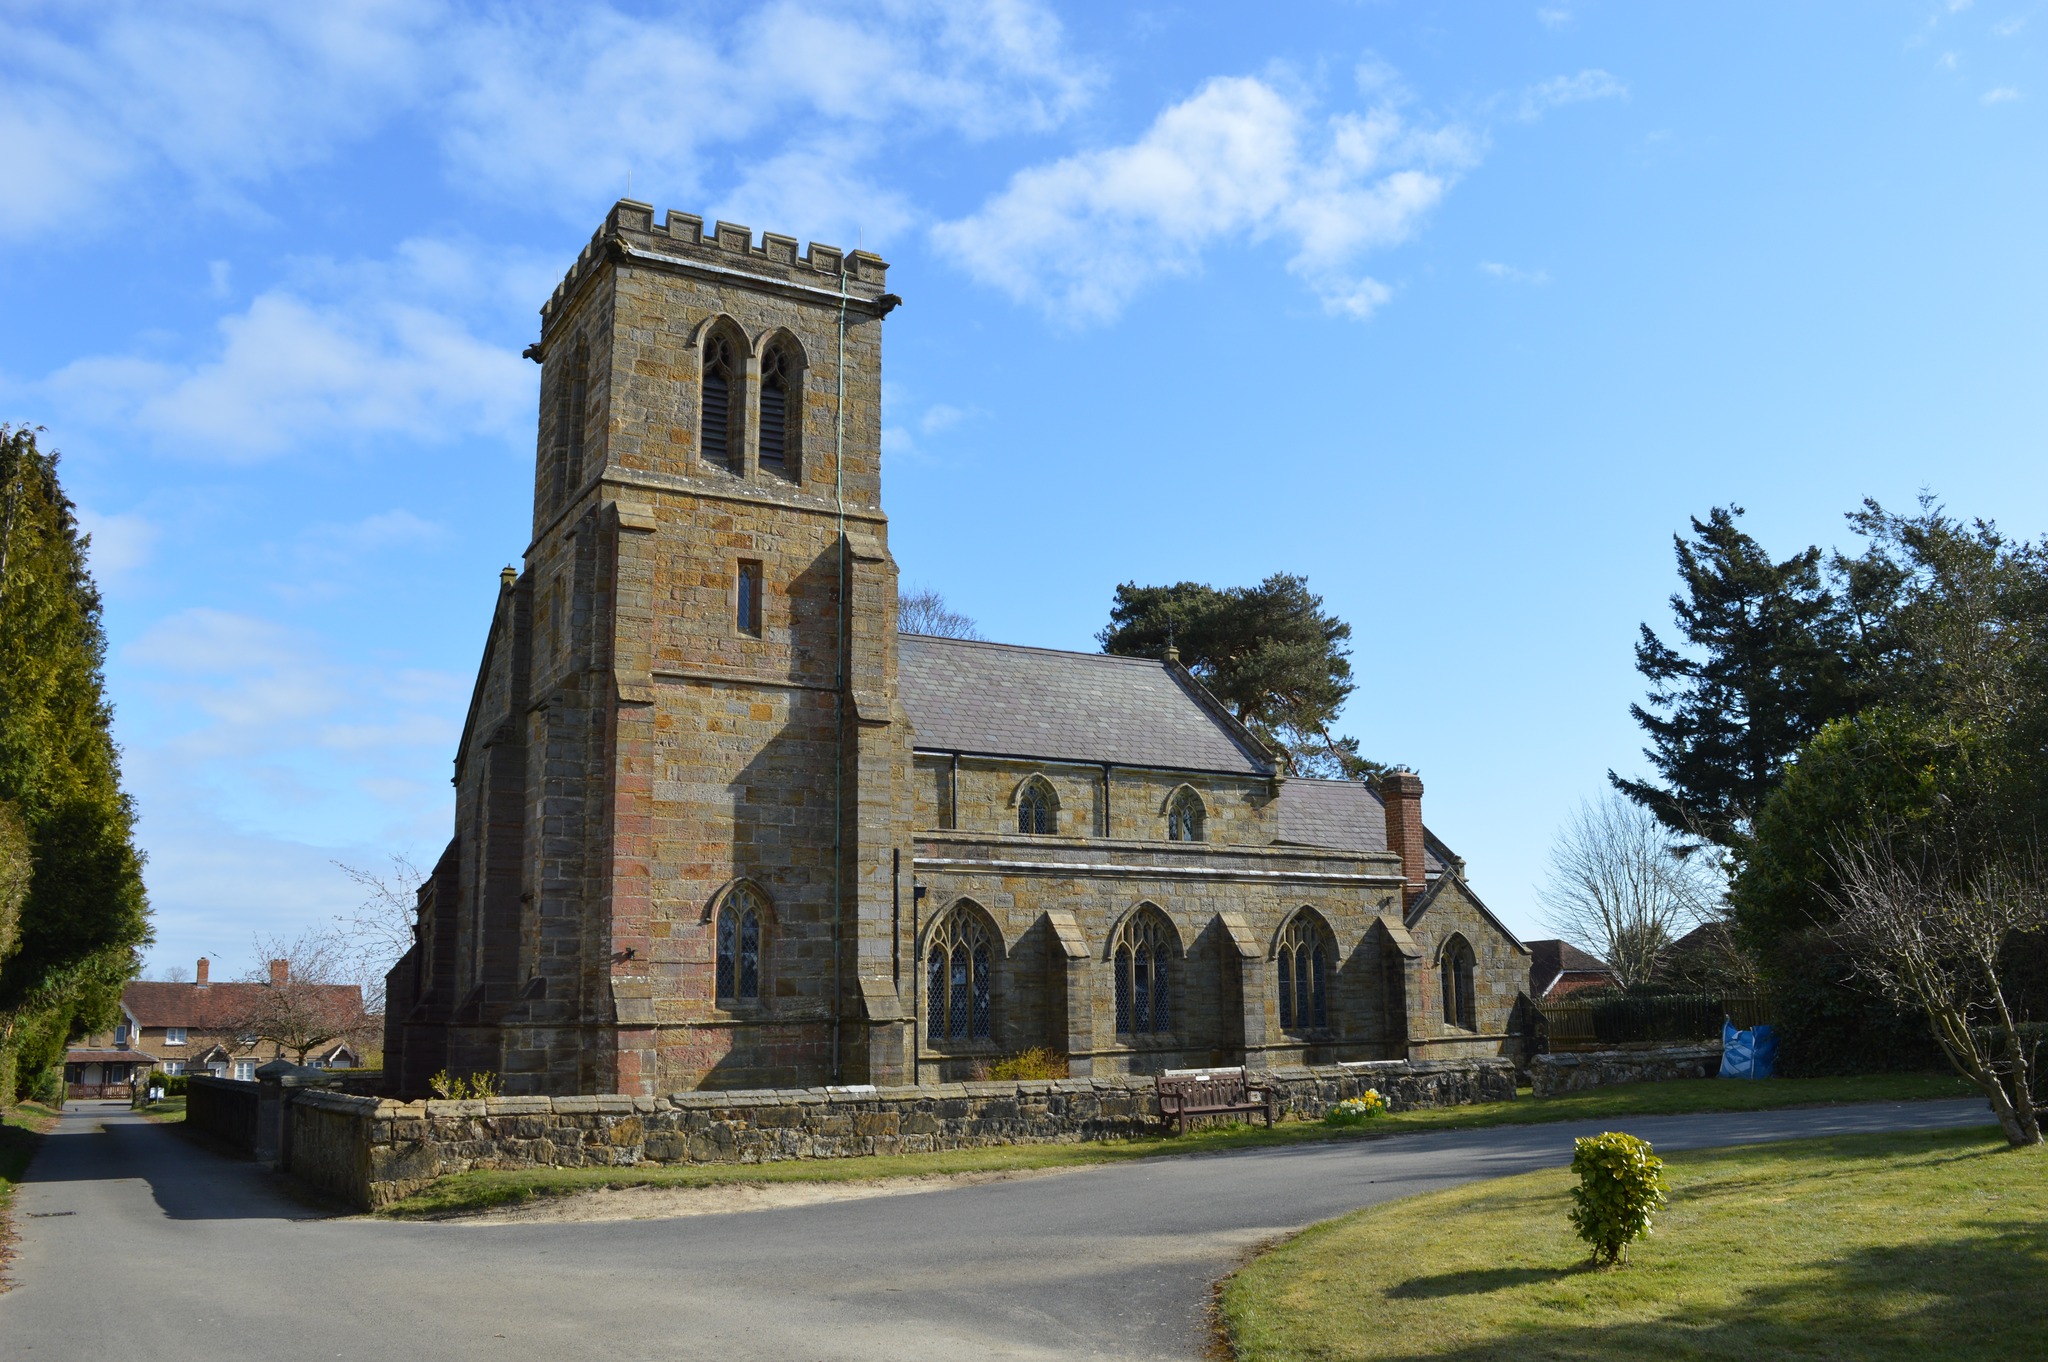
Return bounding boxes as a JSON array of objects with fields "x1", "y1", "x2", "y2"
[{"x1": 716, "y1": 887, "x2": 765, "y2": 1003}]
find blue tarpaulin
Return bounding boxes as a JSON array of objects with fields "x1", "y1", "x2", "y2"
[{"x1": 1720, "y1": 1019, "x2": 1779, "y2": 1078}]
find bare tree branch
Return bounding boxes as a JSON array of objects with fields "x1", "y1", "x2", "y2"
[
  {"x1": 896, "y1": 588, "x2": 983, "y2": 639},
  {"x1": 223, "y1": 931, "x2": 376, "y2": 1066},
  {"x1": 332, "y1": 852, "x2": 426, "y2": 1013},
  {"x1": 1539, "y1": 793, "x2": 1721, "y2": 987},
  {"x1": 1821, "y1": 831, "x2": 2043, "y2": 1146}
]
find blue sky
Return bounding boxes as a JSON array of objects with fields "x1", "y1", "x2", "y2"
[{"x1": 3, "y1": 1, "x2": 2043, "y2": 981}]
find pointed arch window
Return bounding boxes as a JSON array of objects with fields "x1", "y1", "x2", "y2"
[
  {"x1": 925, "y1": 906, "x2": 995, "y2": 1044},
  {"x1": 701, "y1": 330, "x2": 741, "y2": 473},
  {"x1": 1114, "y1": 908, "x2": 1177, "y2": 1037},
  {"x1": 758, "y1": 338, "x2": 800, "y2": 480},
  {"x1": 716, "y1": 886, "x2": 764, "y2": 1004},
  {"x1": 1440, "y1": 935, "x2": 1477, "y2": 1031},
  {"x1": 1166, "y1": 788, "x2": 1205, "y2": 842},
  {"x1": 1017, "y1": 777, "x2": 1058, "y2": 836},
  {"x1": 1276, "y1": 912, "x2": 1334, "y2": 1034}
]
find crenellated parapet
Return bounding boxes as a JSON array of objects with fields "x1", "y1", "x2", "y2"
[{"x1": 537, "y1": 199, "x2": 893, "y2": 346}]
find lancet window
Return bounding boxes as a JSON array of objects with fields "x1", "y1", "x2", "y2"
[
  {"x1": 701, "y1": 330, "x2": 740, "y2": 473},
  {"x1": 716, "y1": 887, "x2": 764, "y2": 1004},
  {"x1": 1440, "y1": 935, "x2": 1477, "y2": 1031},
  {"x1": 1166, "y1": 788, "x2": 1205, "y2": 842},
  {"x1": 1017, "y1": 777, "x2": 1058, "y2": 836}
]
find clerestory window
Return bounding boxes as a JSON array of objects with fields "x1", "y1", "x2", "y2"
[
  {"x1": 1017, "y1": 777, "x2": 1058, "y2": 836},
  {"x1": 1167, "y1": 788, "x2": 1205, "y2": 842}
]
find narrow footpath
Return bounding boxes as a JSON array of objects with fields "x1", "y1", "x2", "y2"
[{"x1": 0, "y1": 1097, "x2": 1991, "y2": 1362}]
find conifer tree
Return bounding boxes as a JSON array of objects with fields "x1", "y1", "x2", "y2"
[
  {"x1": 0, "y1": 425, "x2": 150, "y2": 1099},
  {"x1": 1610, "y1": 506, "x2": 1857, "y2": 846},
  {"x1": 1100, "y1": 573, "x2": 1383, "y2": 779}
]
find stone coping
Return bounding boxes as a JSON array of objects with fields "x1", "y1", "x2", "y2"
[
  {"x1": 311, "y1": 1058, "x2": 1515, "y2": 1120},
  {"x1": 1533, "y1": 1044, "x2": 1721, "y2": 1069}
]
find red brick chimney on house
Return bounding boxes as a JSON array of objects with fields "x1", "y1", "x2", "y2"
[
  {"x1": 195, "y1": 957, "x2": 210, "y2": 987},
  {"x1": 269, "y1": 958, "x2": 289, "y2": 987},
  {"x1": 1380, "y1": 771, "x2": 1428, "y2": 907}
]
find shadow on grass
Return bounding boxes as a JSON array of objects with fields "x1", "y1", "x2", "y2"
[
  {"x1": 1386, "y1": 1265, "x2": 1583, "y2": 1299},
  {"x1": 1367, "y1": 1221, "x2": 2048, "y2": 1362}
]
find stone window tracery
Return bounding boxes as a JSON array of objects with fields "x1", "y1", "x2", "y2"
[
  {"x1": 1167, "y1": 788, "x2": 1205, "y2": 842},
  {"x1": 716, "y1": 886, "x2": 764, "y2": 1004},
  {"x1": 1277, "y1": 911, "x2": 1333, "y2": 1034},
  {"x1": 1114, "y1": 907, "x2": 1177, "y2": 1037},
  {"x1": 758, "y1": 339, "x2": 800, "y2": 480},
  {"x1": 1440, "y1": 935, "x2": 1477, "y2": 1032},
  {"x1": 1017, "y1": 776, "x2": 1058, "y2": 836},
  {"x1": 701, "y1": 330, "x2": 741, "y2": 473},
  {"x1": 925, "y1": 905, "x2": 996, "y2": 1045}
]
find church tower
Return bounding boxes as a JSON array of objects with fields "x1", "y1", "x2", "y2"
[{"x1": 389, "y1": 201, "x2": 915, "y2": 1096}]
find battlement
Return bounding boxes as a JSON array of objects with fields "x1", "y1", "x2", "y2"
[{"x1": 539, "y1": 199, "x2": 892, "y2": 339}]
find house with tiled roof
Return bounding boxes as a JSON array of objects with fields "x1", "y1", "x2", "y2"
[
  {"x1": 381, "y1": 200, "x2": 1531, "y2": 1098},
  {"x1": 1525, "y1": 940, "x2": 1621, "y2": 999},
  {"x1": 77, "y1": 958, "x2": 367, "y2": 1086}
]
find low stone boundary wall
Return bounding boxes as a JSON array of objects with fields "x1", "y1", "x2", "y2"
[
  {"x1": 186, "y1": 1075, "x2": 259, "y2": 1155},
  {"x1": 1530, "y1": 1044, "x2": 1721, "y2": 1097},
  {"x1": 286, "y1": 1058, "x2": 1515, "y2": 1209}
]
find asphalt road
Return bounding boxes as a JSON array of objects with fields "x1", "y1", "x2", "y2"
[{"x1": 1, "y1": 1097, "x2": 1992, "y2": 1362}]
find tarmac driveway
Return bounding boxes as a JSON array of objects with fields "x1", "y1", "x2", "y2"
[{"x1": 0, "y1": 1097, "x2": 1991, "y2": 1362}]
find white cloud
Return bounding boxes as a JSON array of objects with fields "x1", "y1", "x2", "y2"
[
  {"x1": 1994, "y1": 16, "x2": 2026, "y2": 36},
  {"x1": 1939, "y1": 50, "x2": 1961, "y2": 70},
  {"x1": 932, "y1": 75, "x2": 1478, "y2": 324},
  {"x1": 438, "y1": 1, "x2": 1094, "y2": 242},
  {"x1": 1537, "y1": 7, "x2": 1574, "y2": 28},
  {"x1": 1, "y1": 2, "x2": 1093, "y2": 246},
  {"x1": 1983, "y1": 86, "x2": 2022, "y2": 103},
  {"x1": 40, "y1": 240, "x2": 536, "y2": 460},
  {"x1": 1949, "y1": 0, "x2": 1974, "y2": 11},
  {"x1": 1518, "y1": 69, "x2": 1630, "y2": 120},
  {"x1": 1480, "y1": 261, "x2": 1551, "y2": 285},
  {"x1": 0, "y1": 3, "x2": 436, "y2": 236}
]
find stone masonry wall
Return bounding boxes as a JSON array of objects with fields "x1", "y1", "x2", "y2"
[
  {"x1": 288, "y1": 1058, "x2": 1515, "y2": 1209},
  {"x1": 1530, "y1": 1043, "x2": 1722, "y2": 1097}
]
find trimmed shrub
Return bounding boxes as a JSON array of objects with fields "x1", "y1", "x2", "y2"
[{"x1": 1568, "y1": 1131, "x2": 1669, "y2": 1266}]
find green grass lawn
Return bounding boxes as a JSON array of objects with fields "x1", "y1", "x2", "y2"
[
  {"x1": 135, "y1": 1095, "x2": 186, "y2": 1123},
  {"x1": 379, "y1": 1071, "x2": 1977, "y2": 1218},
  {"x1": 1220, "y1": 1126, "x2": 2047, "y2": 1362}
]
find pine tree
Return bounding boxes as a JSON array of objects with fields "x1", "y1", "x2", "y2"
[
  {"x1": 0, "y1": 425, "x2": 150, "y2": 1099},
  {"x1": 1610, "y1": 507, "x2": 1857, "y2": 847},
  {"x1": 1100, "y1": 573, "x2": 1381, "y2": 778}
]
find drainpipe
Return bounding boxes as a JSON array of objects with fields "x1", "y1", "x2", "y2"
[{"x1": 830, "y1": 265, "x2": 849, "y2": 1084}]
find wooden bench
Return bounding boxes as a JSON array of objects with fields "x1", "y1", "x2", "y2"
[{"x1": 1155, "y1": 1067, "x2": 1279, "y2": 1134}]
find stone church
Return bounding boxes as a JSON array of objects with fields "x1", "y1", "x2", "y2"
[{"x1": 382, "y1": 200, "x2": 1530, "y2": 1098}]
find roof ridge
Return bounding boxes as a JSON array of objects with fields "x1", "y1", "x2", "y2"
[{"x1": 898, "y1": 634, "x2": 1166, "y2": 668}]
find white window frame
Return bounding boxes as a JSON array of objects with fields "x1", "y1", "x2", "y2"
[
  {"x1": 232, "y1": 1060, "x2": 256, "y2": 1081},
  {"x1": 162, "y1": 1061, "x2": 185, "y2": 1076},
  {"x1": 164, "y1": 1027, "x2": 187, "y2": 1046}
]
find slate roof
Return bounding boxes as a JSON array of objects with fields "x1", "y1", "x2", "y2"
[
  {"x1": 1272, "y1": 778, "x2": 1449, "y2": 873},
  {"x1": 897, "y1": 635, "x2": 1272, "y2": 775}
]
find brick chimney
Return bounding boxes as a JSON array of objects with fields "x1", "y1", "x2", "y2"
[
  {"x1": 1380, "y1": 771, "x2": 1427, "y2": 907},
  {"x1": 195, "y1": 957, "x2": 210, "y2": 987},
  {"x1": 269, "y1": 958, "x2": 289, "y2": 987}
]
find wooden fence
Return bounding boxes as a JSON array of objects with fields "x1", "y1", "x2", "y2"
[{"x1": 1537, "y1": 993, "x2": 1772, "y2": 1052}]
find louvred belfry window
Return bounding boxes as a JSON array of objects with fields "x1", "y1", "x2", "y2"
[
  {"x1": 702, "y1": 332, "x2": 738, "y2": 472},
  {"x1": 758, "y1": 341, "x2": 798, "y2": 479}
]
